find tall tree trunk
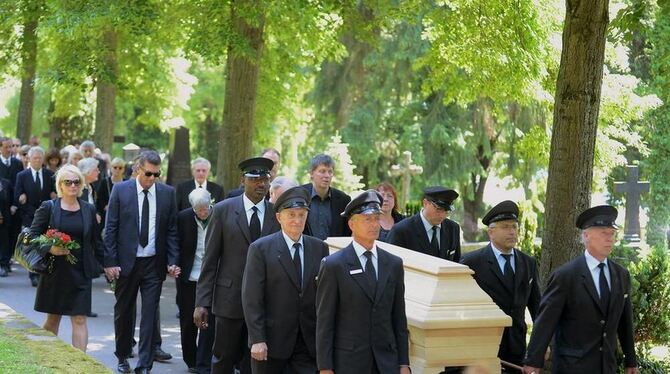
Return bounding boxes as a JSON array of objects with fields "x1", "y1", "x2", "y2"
[
  {"x1": 540, "y1": 0, "x2": 609, "y2": 286},
  {"x1": 16, "y1": 0, "x2": 41, "y2": 144},
  {"x1": 94, "y1": 28, "x2": 117, "y2": 152},
  {"x1": 216, "y1": 0, "x2": 265, "y2": 190}
]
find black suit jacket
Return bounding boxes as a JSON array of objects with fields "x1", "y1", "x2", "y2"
[
  {"x1": 460, "y1": 244, "x2": 541, "y2": 362},
  {"x1": 195, "y1": 195, "x2": 280, "y2": 318},
  {"x1": 175, "y1": 179, "x2": 224, "y2": 212},
  {"x1": 301, "y1": 183, "x2": 351, "y2": 238},
  {"x1": 176, "y1": 208, "x2": 204, "y2": 284},
  {"x1": 225, "y1": 186, "x2": 244, "y2": 199},
  {"x1": 0, "y1": 157, "x2": 23, "y2": 186},
  {"x1": 316, "y1": 243, "x2": 409, "y2": 373},
  {"x1": 0, "y1": 178, "x2": 12, "y2": 228},
  {"x1": 524, "y1": 254, "x2": 637, "y2": 372},
  {"x1": 103, "y1": 179, "x2": 179, "y2": 280},
  {"x1": 14, "y1": 167, "x2": 56, "y2": 227},
  {"x1": 30, "y1": 198, "x2": 104, "y2": 279},
  {"x1": 386, "y1": 212, "x2": 461, "y2": 262},
  {"x1": 242, "y1": 231, "x2": 329, "y2": 359}
]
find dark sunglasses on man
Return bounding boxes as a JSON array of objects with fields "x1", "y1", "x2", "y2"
[{"x1": 142, "y1": 170, "x2": 161, "y2": 178}]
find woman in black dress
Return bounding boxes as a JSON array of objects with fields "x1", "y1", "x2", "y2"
[
  {"x1": 375, "y1": 182, "x2": 404, "y2": 242},
  {"x1": 29, "y1": 164, "x2": 103, "y2": 351}
]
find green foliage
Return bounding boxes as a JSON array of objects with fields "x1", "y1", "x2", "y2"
[
  {"x1": 629, "y1": 349, "x2": 670, "y2": 374},
  {"x1": 517, "y1": 199, "x2": 541, "y2": 261},
  {"x1": 628, "y1": 246, "x2": 670, "y2": 348}
]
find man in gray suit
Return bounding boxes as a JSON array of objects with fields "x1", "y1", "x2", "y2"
[
  {"x1": 242, "y1": 186, "x2": 329, "y2": 374},
  {"x1": 316, "y1": 190, "x2": 410, "y2": 374},
  {"x1": 104, "y1": 150, "x2": 181, "y2": 374},
  {"x1": 194, "y1": 157, "x2": 281, "y2": 374}
]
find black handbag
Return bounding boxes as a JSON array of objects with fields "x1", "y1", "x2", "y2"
[{"x1": 13, "y1": 200, "x2": 56, "y2": 274}]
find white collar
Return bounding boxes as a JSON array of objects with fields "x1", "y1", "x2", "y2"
[
  {"x1": 352, "y1": 239, "x2": 378, "y2": 260},
  {"x1": 195, "y1": 179, "x2": 208, "y2": 189},
  {"x1": 419, "y1": 209, "x2": 440, "y2": 231},
  {"x1": 282, "y1": 231, "x2": 303, "y2": 249},
  {"x1": 584, "y1": 249, "x2": 608, "y2": 270},
  {"x1": 243, "y1": 193, "x2": 265, "y2": 213},
  {"x1": 135, "y1": 178, "x2": 156, "y2": 196},
  {"x1": 490, "y1": 242, "x2": 514, "y2": 258}
]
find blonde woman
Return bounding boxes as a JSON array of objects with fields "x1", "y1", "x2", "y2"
[{"x1": 29, "y1": 164, "x2": 104, "y2": 351}]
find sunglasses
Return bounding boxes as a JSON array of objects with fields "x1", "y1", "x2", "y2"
[
  {"x1": 142, "y1": 170, "x2": 161, "y2": 178},
  {"x1": 62, "y1": 179, "x2": 81, "y2": 186}
]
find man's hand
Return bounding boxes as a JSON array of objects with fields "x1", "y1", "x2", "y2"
[
  {"x1": 625, "y1": 368, "x2": 639, "y2": 374},
  {"x1": 193, "y1": 307, "x2": 209, "y2": 330},
  {"x1": 319, "y1": 371, "x2": 334, "y2": 374},
  {"x1": 104, "y1": 266, "x2": 121, "y2": 281},
  {"x1": 250, "y1": 342, "x2": 268, "y2": 361},
  {"x1": 400, "y1": 366, "x2": 411, "y2": 374},
  {"x1": 96, "y1": 213, "x2": 102, "y2": 224},
  {"x1": 523, "y1": 366, "x2": 541, "y2": 374},
  {"x1": 18, "y1": 193, "x2": 26, "y2": 205},
  {"x1": 167, "y1": 265, "x2": 181, "y2": 278},
  {"x1": 10, "y1": 206, "x2": 16, "y2": 215}
]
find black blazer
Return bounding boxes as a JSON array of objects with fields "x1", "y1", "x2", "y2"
[
  {"x1": 14, "y1": 167, "x2": 56, "y2": 227},
  {"x1": 30, "y1": 198, "x2": 104, "y2": 279},
  {"x1": 301, "y1": 183, "x2": 351, "y2": 238},
  {"x1": 242, "y1": 231, "x2": 329, "y2": 359},
  {"x1": 0, "y1": 157, "x2": 23, "y2": 186},
  {"x1": 175, "y1": 179, "x2": 224, "y2": 212},
  {"x1": 225, "y1": 185, "x2": 244, "y2": 199},
  {"x1": 176, "y1": 208, "x2": 204, "y2": 284},
  {"x1": 103, "y1": 179, "x2": 179, "y2": 280},
  {"x1": 460, "y1": 244, "x2": 541, "y2": 362},
  {"x1": 195, "y1": 195, "x2": 280, "y2": 318},
  {"x1": 524, "y1": 255, "x2": 637, "y2": 372},
  {"x1": 386, "y1": 212, "x2": 461, "y2": 262},
  {"x1": 0, "y1": 178, "x2": 12, "y2": 228},
  {"x1": 316, "y1": 243, "x2": 409, "y2": 373}
]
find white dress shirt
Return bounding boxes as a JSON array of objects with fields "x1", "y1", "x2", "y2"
[
  {"x1": 419, "y1": 209, "x2": 440, "y2": 247},
  {"x1": 352, "y1": 239, "x2": 378, "y2": 279},
  {"x1": 490, "y1": 242, "x2": 516, "y2": 274},
  {"x1": 584, "y1": 250, "x2": 611, "y2": 296},
  {"x1": 243, "y1": 194, "x2": 265, "y2": 230},
  {"x1": 31, "y1": 167, "x2": 43, "y2": 189},
  {"x1": 189, "y1": 216, "x2": 209, "y2": 281},
  {"x1": 195, "y1": 180, "x2": 208, "y2": 190},
  {"x1": 282, "y1": 231, "x2": 305, "y2": 284},
  {"x1": 136, "y1": 179, "x2": 157, "y2": 257}
]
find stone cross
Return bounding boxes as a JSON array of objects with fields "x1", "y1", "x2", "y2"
[
  {"x1": 614, "y1": 165, "x2": 650, "y2": 243},
  {"x1": 390, "y1": 151, "x2": 423, "y2": 211}
]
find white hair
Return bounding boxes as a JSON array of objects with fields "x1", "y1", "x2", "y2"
[
  {"x1": 191, "y1": 157, "x2": 211, "y2": 170},
  {"x1": 270, "y1": 176, "x2": 298, "y2": 192},
  {"x1": 27, "y1": 146, "x2": 44, "y2": 157},
  {"x1": 189, "y1": 187, "x2": 212, "y2": 209},
  {"x1": 77, "y1": 157, "x2": 99, "y2": 176}
]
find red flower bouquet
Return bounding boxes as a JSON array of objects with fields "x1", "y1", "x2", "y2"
[{"x1": 33, "y1": 229, "x2": 80, "y2": 264}]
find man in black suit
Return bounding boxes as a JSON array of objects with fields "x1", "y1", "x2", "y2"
[
  {"x1": 460, "y1": 201, "x2": 541, "y2": 372},
  {"x1": 0, "y1": 137, "x2": 21, "y2": 277},
  {"x1": 387, "y1": 186, "x2": 461, "y2": 262},
  {"x1": 103, "y1": 150, "x2": 181, "y2": 374},
  {"x1": 177, "y1": 188, "x2": 216, "y2": 373},
  {"x1": 523, "y1": 206, "x2": 638, "y2": 374},
  {"x1": 14, "y1": 146, "x2": 56, "y2": 285},
  {"x1": 301, "y1": 154, "x2": 351, "y2": 240},
  {"x1": 242, "y1": 186, "x2": 329, "y2": 374},
  {"x1": 176, "y1": 157, "x2": 224, "y2": 212},
  {"x1": 194, "y1": 157, "x2": 281, "y2": 374},
  {"x1": 316, "y1": 190, "x2": 410, "y2": 374}
]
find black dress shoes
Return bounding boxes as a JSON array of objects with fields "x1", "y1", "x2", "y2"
[
  {"x1": 117, "y1": 359, "x2": 131, "y2": 373},
  {"x1": 134, "y1": 368, "x2": 150, "y2": 374},
  {"x1": 153, "y1": 347, "x2": 172, "y2": 362},
  {"x1": 86, "y1": 311, "x2": 98, "y2": 317}
]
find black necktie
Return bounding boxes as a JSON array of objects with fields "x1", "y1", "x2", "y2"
[
  {"x1": 363, "y1": 251, "x2": 377, "y2": 294},
  {"x1": 139, "y1": 190, "x2": 149, "y2": 248},
  {"x1": 501, "y1": 253, "x2": 515, "y2": 291},
  {"x1": 249, "y1": 206, "x2": 261, "y2": 243},
  {"x1": 598, "y1": 263, "x2": 610, "y2": 311},
  {"x1": 430, "y1": 226, "x2": 440, "y2": 257},
  {"x1": 292, "y1": 243, "x2": 302, "y2": 288},
  {"x1": 35, "y1": 170, "x2": 41, "y2": 189}
]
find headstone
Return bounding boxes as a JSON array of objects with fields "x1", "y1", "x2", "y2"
[
  {"x1": 390, "y1": 151, "x2": 423, "y2": 210},
  {"x1": 122, "y1": 143, "x2": 141, "y2": 163},
  {"x1": 166, "y1": 126, "x2": 192, "y2": 187},
  {"x1": 614, "y1": 165, "x2": 650, "y2": 243}
]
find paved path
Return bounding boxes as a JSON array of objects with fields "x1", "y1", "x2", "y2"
[{"x1": 0, "y1": 264, "x2": 191, "y2": 373}]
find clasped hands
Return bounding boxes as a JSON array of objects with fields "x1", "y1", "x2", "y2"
[{"x1": 104, "y1": 264, "x2": 181, "y2": 281}]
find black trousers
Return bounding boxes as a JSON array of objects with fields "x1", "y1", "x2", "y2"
[
  {"x1": 0, "y1": 225, "x2": 10, "y2": 267},
  {"x1": 212, "y1": 316, "x2": 251, "y2": 374},
  {"x1": 250, "y1": 332, "x2": 316, "y2": 374},
  {"x1": 114, "y1": 256, "x2": 162, "y2": 370},
  {"x1": 177, "y1": 279, "x2": 215, "y2": 372}
]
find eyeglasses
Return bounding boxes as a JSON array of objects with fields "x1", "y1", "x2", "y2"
[
  {"x1": 142, "y1": 170, "x2": 161, "y2": 178},
  {"x1": 62, "y1": 179, "x2": 81, "y2": 186}
]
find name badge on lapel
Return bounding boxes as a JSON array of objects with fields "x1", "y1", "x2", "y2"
[{"x1": 349, "y1": 269, "x2": 363, "y2": 275}]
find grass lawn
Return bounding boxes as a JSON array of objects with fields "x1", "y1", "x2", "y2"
[{"x1": 0, "y1": 320, "x2": 110, "y2": 373}]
